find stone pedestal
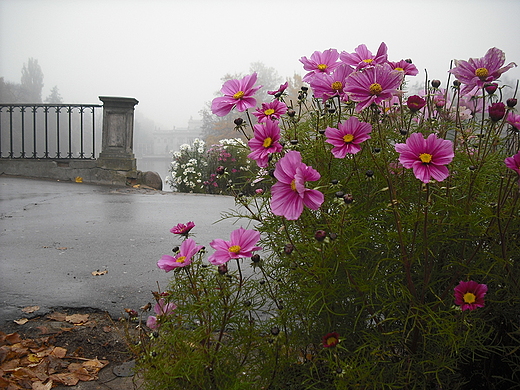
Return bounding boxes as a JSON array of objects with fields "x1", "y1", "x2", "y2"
[{"x1": 97, "y1": 96, "x2": 139, "y2": 171}]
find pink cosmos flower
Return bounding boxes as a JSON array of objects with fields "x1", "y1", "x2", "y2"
[
  {"x1": 170, "y1": 221, "x2": 195, "y2": 236},
  {"x1": 505, "y1": 151, "x2": 520, "y2": 175},
  {"x1": 146, "y1": 298, "x2": 177, "y2": 329},
  {"x1": 325, "y1": 116, "x2": 372, "y2": 158},
  {"x1": 247, "y1": 120, "x2": 283, "y2": 168},
  {"x1": 157, "y1": 238, "x2": 203, "y2": 272},
  {"x1": 252, "y1": 100, "x2": 287, "y2": 122},
  {"x1": 211, "y1": 73, "x2": 263, "y2": 116},
  {"x1": 322, "y1": 332, "x2": 340, "y2": 348},
  {"x1": 309, "y1": 64, "x2": 354, "y2": 102},
  {"x1": 267, "y1": 82, "x2": 288, "y2": 96},
  {"x1": 300, "y1": 49, "x2": 342, "y2": 83},
  {"x1": 406, "y1": 95, "x2": 426, "y2": 112},
  {"x1": 339, "y1": 42, "x2": 388, "y2": 70},
  {"x1": 344, "y1": 64, "x2": 403, "y2": 112},
  {"x1": 208, "y1": 227, "x2": 262, "y2": 266},
  {"x1": 454, "y1": 280, "x2": 487, "y2": 311},
  {"x1": 394, "y1": 133, "x2": 454, "y2": 183},
  {"x1": 507, "y1": 112, "x2": 520, "y2": 130},
  {"x1": 389, "y1": 59, "x2": 419, "y2": 76},
  {"x1": 270, "y1": 151, "x2": 324, "y2": 220},
  {"x1": 449, "y1": 47, "x2": 517, "y2": 94}
]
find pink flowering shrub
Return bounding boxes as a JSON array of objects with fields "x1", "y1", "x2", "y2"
[{"x1": 137, "y1": 44, "x2": 520, "y2": 389}]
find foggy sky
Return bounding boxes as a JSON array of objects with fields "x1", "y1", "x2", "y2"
[{"x1": 1, "y1": 0, "x2": 519, "y2": 130}]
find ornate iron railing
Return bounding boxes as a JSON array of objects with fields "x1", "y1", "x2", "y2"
[{"x1": 0, "y1": 103, "x2": 102, "y2": 159}]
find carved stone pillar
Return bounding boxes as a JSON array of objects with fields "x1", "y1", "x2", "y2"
[{"x1": 97, "y1": 96, "x2": 139, "y2": 171}]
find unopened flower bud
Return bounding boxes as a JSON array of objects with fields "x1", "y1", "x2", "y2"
[
  {"x1": 283, "y1": 243, "x2": 295, "y2": 254},
  {"x1": 233, "y1": 117, "x2": 244, "y2": 126},
  {"x1": 329, "y1": 232, "x2": 338, "y2": 240},
  {"x1": 290, "y1": 139, "x2": 298, "y2": 145},
  {"x1": 431, "y1": 80, "x2": 441, "y2": 88},
  {"x1": 373, "y1": 147, "x2": 381, "y2": 153},
  {"x1": 399, "y1": 129, "x2": 408, "y2": 135},
  {"x1": 405, "y1": 58, "x2": 413, "y2": 64},
  {"x1": 331, "y1": 179, "x2": 339, "y2": 185},
  {"x1": 314, "y1": 230, "x2": 327, "y2": 242},
  {"x1": 335, "y1": 191, "x2": 345, "y2": 198},
  {"x1": 271, "y1": 326, "x2": 280, "y2": 336},
  {"x1": 287, "y1": 109, "x2": 296, "y2": 117},
  {"x1": 484, "y1": 83, "x2": 498, "y2": 95},
  {"x1": 343, "y1": 194, "x2": 354, "y2": 204},
  {"x1": 453, "y1": 80, "x2": 461, "y2": 87},
  {"x1": 216, "y1": 166, "x2": 225, "y2": 175},
  {"x1": 218, "y1": 263, "x2": 228, "y2": 275},
  {"x1": 366, "y1": 170, "x2": 374, "y2": 178},
  {"x1": 507, "y1": 98, "x2": 517, "y2": 108},
  {"x1": 251, "y1": 254, "x2": 261, "y2": 263},
  {"x1": 301, "y1": 86, "x2": 308, "y2": 92},
  {"x1": 488, "y1": 102, "x2": 506, "y2": 122}
]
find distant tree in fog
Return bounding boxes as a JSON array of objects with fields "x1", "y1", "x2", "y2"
[
  {"x1": 0, "y1": 77, "x2": 24, "y2": 102},
  {"x1": 45, "y1": 85, "x2": 63, "y2": 103},
  {"x1": 21, "y1": 58, "x2": 44, "y2": 102},
  {"x1": 248, "y1": 61, "x2": 283, "y2": 103}
]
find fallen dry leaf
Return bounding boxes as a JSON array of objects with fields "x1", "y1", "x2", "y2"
[
  {"x1": 65, "y1": 314, "x2": 89, "y2": 325},
  {"x1": 50, "y1": 347, "x2": 67, "y2": 359},
  {"x1": 56, "y1": 247, "x2": 68, "y2": 251},
  {"x1": 22, "y1": 306, "x2": 40, "y2": 314},
  {"x1": 91, "y1": 269, "x2": 108, "y2": 276},
  {"x1": 14, "y1": 318, "x2": 29, "y2": 325},
  {"x1": 32, "y1": 379, "x2": 53, "y2": 390},
  {"x1": 46, "y1": 312, "x2": 67, "y2": 322},
  {"x1": 50, "y1": 372, "x2": 80, "y2": 386},
  {"x1": 4, "y1": 333, "x2": 23, "y2": 345}
]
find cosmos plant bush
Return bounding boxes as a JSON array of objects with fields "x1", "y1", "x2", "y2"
[
  {"x1": 167, "y1": 138, "x2": 253, "y2": 194},
  {"x1": 138, "y1": 44, "x2": 520, "y2": 389}
]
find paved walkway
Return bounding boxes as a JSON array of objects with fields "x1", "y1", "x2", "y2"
[{"x1": 0, "y1": 176, "x2": 244, "y2": 324}]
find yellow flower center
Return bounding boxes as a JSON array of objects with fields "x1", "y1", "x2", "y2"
[
  {"x1": 363, "y1": 58, "x2": 374, "y2": 63},
  {"x1": 343, "y1": 134, "x2": 354, "y2": 143},
  {"x1": 369, "y1": 83, "x2": 382, "y2": 95},
  {"x1": 264, "y1": 108, "x2": 275, "y2": 116},
  {"x1": 263, "y1": 137, "x2": 273, "y2": 148},
  {"x1": 290, "y1": 179, "x2": 297, "y2": 192},
  {"x1": 395, "y1": 67, "x2": 404, "y2": 72},
  {"x1": 229, "y1": 245, "x2": 241, "y2": 253},
  {"x1": 475, "y1": 67, "x2": 489, "y2": 79},
  {"x1": 463, "y1": 292, "x2": 476, "y2": 304},
  {"x1": 317, "y1": 64, "x2": 328, "y2": 70},
  {"x1": 176, "y1": 256, "x2": 186, "y2": 263},
  {"x1": 233, "y1": 91, "x2": 245, "y2": 99},
  {"x1": 331, "y1": 81, "x2": 343, "y2": 91},
  {"x1": 326, "y1": 336, "x2": 338, "y2": 345},
  {"x1": 419, "y1": 153, "x2": 432, "y2": 163}
]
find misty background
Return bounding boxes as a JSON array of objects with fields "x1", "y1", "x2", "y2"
[{"x1": 1, "y1": 0, "x2": 519, "y2": 187}]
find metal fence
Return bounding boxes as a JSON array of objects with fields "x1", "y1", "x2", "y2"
[{"x1": 0, "y1": 103, "x2": 102, "y2": 159}]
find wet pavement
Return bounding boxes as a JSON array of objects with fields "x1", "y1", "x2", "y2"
[{"x1": 0, "y1": 175, "x2": 245, "y2": 324}]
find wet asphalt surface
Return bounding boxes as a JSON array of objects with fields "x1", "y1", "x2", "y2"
[{"x1": 0, "y1": 176, "x2": 245, "y2": 325}]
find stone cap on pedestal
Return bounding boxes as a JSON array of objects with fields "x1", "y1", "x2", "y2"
[{"x1": 97, "y1": 96, "x2": 139, "y2": 171}]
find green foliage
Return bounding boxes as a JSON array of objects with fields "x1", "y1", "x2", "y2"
[
  {"x1": 138, "y1": 69, "x2": 520, "y2": 388},
  {"x1": 167, "y1": 138, "x2": 257, "y2": 195}
]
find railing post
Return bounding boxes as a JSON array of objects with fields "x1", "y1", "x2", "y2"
[{"x1": 97, "y1": 96, "x2": 139, "y2": 171}]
